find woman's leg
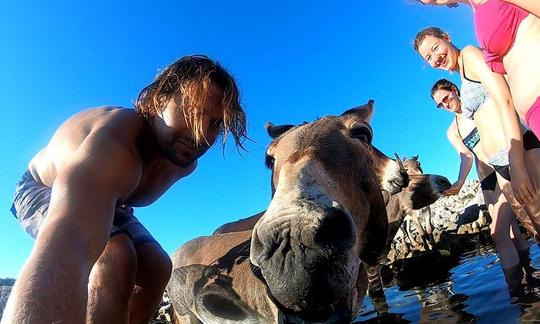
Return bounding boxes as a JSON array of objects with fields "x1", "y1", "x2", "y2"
[
  {"x1": 511, "y1": 216, "x2": 540, "y2": 286},
  {"x1": 522, "y1": 145, "x2": 540, "y2": 240},
  {"x1": 510, "y1": 220, "x2": 529, "y2": 251},
  {"x1": 479, "y1": 172, "x2": 521, "y2": 266},
  {"x1": 490, "y1": 190, "x2": 520, "y2": 269},
  {"x1": 496, "y1": 171, "x2": 540, "y2": 242},
  {"x1": 488, "y1": 185, "x2": 523, "y2": 296}
]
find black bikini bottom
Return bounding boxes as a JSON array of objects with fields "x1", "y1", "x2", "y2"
[
  {"x1": 524, "y1": 130, "x2": 540, "y2": 151},
  {"x1": 480, "y1": 171, "x2": 497, "y2": 191},
  {"x1": 481, "y1": 131, "x2": 540, "y2": 190},
  {"x1": 494, "y1": 164, "x2": 511, "y2": 182},
  {"x1": 480, "y1": 166, "x2": 511, "y2": 191}
]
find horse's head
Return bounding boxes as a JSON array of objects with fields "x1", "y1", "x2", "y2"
[
  {"x1": 250, "y1": 101, "x2": 404, "y2": 322},
  {"x1": 399, "y1": 156, "x2": 451, "y2": 210}
]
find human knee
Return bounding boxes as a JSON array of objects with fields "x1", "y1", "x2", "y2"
[
  {"x1": 93, "y1": 234, "x2": 137, "y2": 285},
  {"x1": 150, "y1": 249, "x2": 172, "y2": 286},
  {"x1": 136, "y1": 243, "x2": 172, "y2": 288}
]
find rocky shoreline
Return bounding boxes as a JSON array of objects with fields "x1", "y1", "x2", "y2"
[
  {"x1": 387, "y1": 180, "x2": 490, "y2": 263},
  {"x1": 382, "y1": 180, "x2": 496, "y2": 289}
]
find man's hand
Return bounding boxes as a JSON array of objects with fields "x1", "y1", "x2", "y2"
[
  {"x1": 510, "y1": 167, "x2": 535, "y2": 205},
  {"x1": 443, "y1": 180, "x2": 464, "y2": 196}
]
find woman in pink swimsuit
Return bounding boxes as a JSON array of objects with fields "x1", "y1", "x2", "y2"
[
  {"x1": 419, "y1": 1, "x2": 540, "y2": 129},
  {"x1": 414, "y1": 26, "x2": 540, "y2": 295},
  {"x1": 471, "y1": 0, "x2": 540, "y2": 139},
  {"x1": 415, "y1": 0, "x2": 540, "y2": 206}
]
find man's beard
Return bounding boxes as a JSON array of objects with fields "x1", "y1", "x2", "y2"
[{"x1": 162, "y1": 143, "x2": 207, "y2": 167}]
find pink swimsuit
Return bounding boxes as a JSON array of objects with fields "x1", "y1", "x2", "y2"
[
  {"x1": 470, "y1": 0, "x2": 528, "y2": 74},
  {"x1": 526, "y1": 98, "x2": 540, "y2": 138},
  {"x1": 471, "y1": 0, "x2": 540, "y2": 138}
]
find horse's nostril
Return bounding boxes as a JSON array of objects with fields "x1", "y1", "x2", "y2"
[{"x1": 314, "y1": 208, "x2": 355, "y2": 249}]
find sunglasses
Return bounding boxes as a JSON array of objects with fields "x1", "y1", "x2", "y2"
[{"x1": 436, "y1": 94, "x2": 452, "y2": 110}]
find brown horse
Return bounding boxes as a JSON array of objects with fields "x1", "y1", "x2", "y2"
[
  {"x1": 366, "y1": 156, "x2": 450, "y2": 309},
  {"x1": 213, "y1": 158, "x2": 450, "y2": 316},
  {"x1": 168, "y1": 101, "x2": 408, "y2": 323}
]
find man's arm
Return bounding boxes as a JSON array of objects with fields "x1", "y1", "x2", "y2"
[{"x1": 2, "y1": 134, "x2": 141, "y2": 324}]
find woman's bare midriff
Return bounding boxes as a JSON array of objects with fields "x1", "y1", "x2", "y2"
[
  {"x1": 503, "y1": 14, "x2": 540, "y2": 120},
  {"x1": 474, "y1": 99, "x2": 510, "y2": 158},
  {"x1": 455, "y1": 115, "x2": 492, "y2": 180}
]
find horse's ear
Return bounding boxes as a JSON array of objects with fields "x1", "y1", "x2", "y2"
[
  {"x1": 265, "y1": 122, "x2": 295, "y2": 139},
  {"x1": 341, "y1": 99, "x2": 374, "y2": 123},
  {"x1": 412, "y1": 155, "x2": 419, "y2": 161}
]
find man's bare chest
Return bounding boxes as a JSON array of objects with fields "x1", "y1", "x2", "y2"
[{"x1": 122, "y1": 161, "x2": 183, "y2": 207}]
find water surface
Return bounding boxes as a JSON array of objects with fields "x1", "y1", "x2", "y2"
[{"x1": 356, "y1": 242, "x2": 540, "y2": 323}]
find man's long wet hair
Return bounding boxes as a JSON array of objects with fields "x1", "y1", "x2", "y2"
[{"x1": 135, "y1": 55, "x2": 247, "y2": 150}]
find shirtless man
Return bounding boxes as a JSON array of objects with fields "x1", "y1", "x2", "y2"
[{"x1": 2, "y1": 55, "x2": 247, "y2": 324}]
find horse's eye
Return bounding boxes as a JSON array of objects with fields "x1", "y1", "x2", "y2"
[
  {"x1": 265, "y1": 154, "x2": 275, "y2": 169},
  {"x1": 350, "y1": 124, "x2": 372, "y2": 145}
]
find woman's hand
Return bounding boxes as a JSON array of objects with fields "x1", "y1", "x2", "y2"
[
  {"x1": 510, "y1": 166, "x2": 535, "y2": 205},
  {"x1": 508, "y1": 139, "x2": 535, "y2": 205},
  {"x1": 444, "y1": 180, "x2": 464, "y2": 196}
]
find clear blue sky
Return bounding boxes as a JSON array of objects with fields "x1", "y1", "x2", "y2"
[{"x1": 0, "y1": 1, "x2": 477, "y2": 278}]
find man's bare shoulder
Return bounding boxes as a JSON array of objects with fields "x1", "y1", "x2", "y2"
[
  {"x1": 61, "y1": 106, "x2": 143, "y2": 137},
  {"x1": 31, "y1": 107, "x2": 146, "y2": 186}
]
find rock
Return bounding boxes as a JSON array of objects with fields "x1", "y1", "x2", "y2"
[
  {"x1": 0, "y1": 278, "x2": 15, "y2": 320},
  {"x1": 149, "y1": 290, "x2": 173, "y2": 324},
  {"x1": 387, "y1": 180, "x2": 491, "y2": 264}
]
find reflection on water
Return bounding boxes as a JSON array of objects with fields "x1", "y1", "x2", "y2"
[{"x1": 355, "y1": 242, "x2": 540, "y2": 323}]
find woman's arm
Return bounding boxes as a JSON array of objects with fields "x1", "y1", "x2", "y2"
[
  {"x1": 445, "y1": 121, "x2": 475, "y2": 195},
  {"x1": 461, "y1": 45, "x2": 535, "y2": 204},
  {"x1": 501, "y1": 0, "x2": 540, "y2": 18}
]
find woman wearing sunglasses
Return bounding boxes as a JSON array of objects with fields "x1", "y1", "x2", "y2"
[{"x1": 430, "y1": 78, "x2": 540, "y2": 296}]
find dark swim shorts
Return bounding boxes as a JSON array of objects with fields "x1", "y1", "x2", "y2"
[{"x1": 10, "y1": 170, "x2": 156, "y2": 246}]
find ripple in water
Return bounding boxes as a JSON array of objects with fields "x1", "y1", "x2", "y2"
[{"x1": 355, "y1": 241, "x2": 540, "y2": 323}]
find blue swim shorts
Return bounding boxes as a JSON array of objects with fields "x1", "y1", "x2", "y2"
[{"x1": 10, "y1": 170, "x2": 157, "y2": 246}]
